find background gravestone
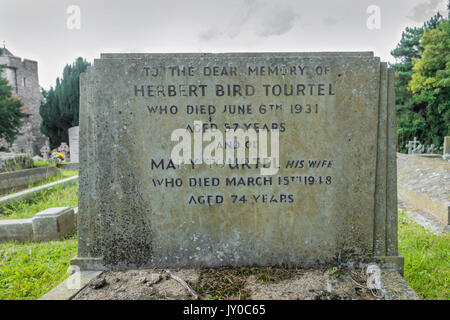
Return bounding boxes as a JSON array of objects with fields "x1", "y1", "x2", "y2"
[
  {"x1": 68, "y1": 126, "x2": 80, "y2": 164},
  {"x1": 443, "y1": 136, "x2": 450, "y2": 160},
  {"x1": 72, "y1": 52, "x2": 402, "y2": 272}
]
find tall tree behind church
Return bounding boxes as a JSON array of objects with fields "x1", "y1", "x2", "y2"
[{"x1": 40, "y1": 57, "x2": 90, "y2": 148}]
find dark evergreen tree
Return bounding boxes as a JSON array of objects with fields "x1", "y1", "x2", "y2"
[
  {"x1": 40, "y1": 57, "x2": 90, "y2": 148},
  {"x1": 390, "y1": 9, "x2": 446, "y2": 151},
  {"x1": 0, "y1": 65, "x2": 26, "y2": 144}
]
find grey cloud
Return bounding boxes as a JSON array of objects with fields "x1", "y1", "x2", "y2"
[
  {"x1": 199, "y1": 28, "x2": 223, "y2": 41},
  {"x1": 224, "y1": 0, "x2": 256, "y2": 39},
  {"x1": 407, "y1": 0, "x2": 444, "y2": 22},
  {"x1": 323, "y1": 17, "x2": 338, "y2": 27},
  {"x1": 198, "y1": 0, "x2": 298, "y2": 41},
  {"x1": 198, "y1": 0, "x2": 256, "y2": 41},
  {"x1": 254, "y1": 4, "x2": 299, "y2": 37}
]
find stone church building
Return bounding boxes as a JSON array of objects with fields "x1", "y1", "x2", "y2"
[{"x1": 0, "y1": 46, "x2": 47, "y2": 155}]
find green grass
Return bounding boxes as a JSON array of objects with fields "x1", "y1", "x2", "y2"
[
  {"x1": 0, "y1": 234, "x2": 77, "y2": 300},
  {"x1": 0, "y1": 181, "x2": 78, "y2": 220},
  {"x1": 0, "y1": 169, "x2": 79, "y2": 300},
  {"x1": 32, "y1": 160, "x2": 51, "y2": 168},
  {"x1": 398, "y1": 211, "x2": 449, "y2": 300}
]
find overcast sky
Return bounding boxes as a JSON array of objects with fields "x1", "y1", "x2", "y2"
[{"x1": 0, "y1": 0, "x2": 448, "y2": 89}]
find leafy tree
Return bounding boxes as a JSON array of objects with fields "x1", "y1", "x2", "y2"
[
  {"x1": 40, "y1": 57, "x2": 90, "y2": 148},
  {"x1": 391, "y1": 10, "x2": 446, "y2": 151},
  {"x1": 391, "y1": 12, "x2": 443, "y2": 106},
  {"x1": 0, "y1": 65, "x2": 26, "y2": 144},
  {"x1": 409, "y1": 20, "x2": 450, "y2": 146}
]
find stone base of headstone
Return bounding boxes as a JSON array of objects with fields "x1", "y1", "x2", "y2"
[
  {"x1": 47, "y1": 267, "x2": 419, "y2": 300},
  {"x1": 71, "y1": 257, "x2": 108, "y2": 271},
  {"x1": 375, "y1": 256, "x2": 404, "y2": 275},
  {"x1": 39, "y1": 270, "x2": 103, "y2": 300}
]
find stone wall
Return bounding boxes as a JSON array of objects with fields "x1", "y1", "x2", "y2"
[
  {"x1": 0, "y1": 166, "x2": 60, "y2": 194},
  {"x1": 397, "y1": 153, "x2": 449, "y2": 226}
]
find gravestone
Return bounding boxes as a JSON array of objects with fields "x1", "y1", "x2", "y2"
[
  {"x1": 68, "y1": 126, "x2": 80, "y2": 164},
  {"x1": 57, "y1": 142, "x2": 70, "y2": 161},
  {"x1": 40, "y1": 143, "x2": 51, "y2": 160},
  {"x1": 0, "y1": 138, "x2": 8, "y2": 152},
  {"x1": 405, "y1": 138, "x2": 419, "y2": 155},
  {"x1": 406, "y1": 137, "x2": 426, "y2": 155},
  {"x1": 426, "y1": 144, "x2": 437, "y2": 154},
  {"x1": 443, "y1": 136, "x2": 450, "y2": 161},
  {"x1": 72, "y1": 52, "x2": 402, "y2": 272}
]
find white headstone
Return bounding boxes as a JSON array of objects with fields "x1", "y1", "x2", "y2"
[
  {"x1": 443, "y1": 136, "x2": 450, "y2": 161},
  {"x1": 68, "y1": 126, "x2": 79, "y2": 163}
]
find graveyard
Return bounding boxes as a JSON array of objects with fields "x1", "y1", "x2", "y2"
[
  {"x1": 0, "y1": 1, "x2": 449, "y2": 305},
  {"x1": 0, "y1": 51, "x2": 448, "y2": 301}
]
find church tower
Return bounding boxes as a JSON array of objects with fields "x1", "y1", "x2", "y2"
[{"x1": 0, "y1": 45, "x2": 47, "y2": 154}]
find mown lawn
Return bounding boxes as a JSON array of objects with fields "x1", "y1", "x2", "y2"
[
  {"x1": 398, "y1": 211, "x2": 449, "y2": 300},
  {"x1": 0, "y1": 173, "x2": 79, "y2": 299},
  {"x1": 0, "y1": 234, "x2": 77, "y2": 300}
]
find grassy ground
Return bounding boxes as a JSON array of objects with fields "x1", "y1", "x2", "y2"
[
  {"x1": 0, "y1": 171, "x2": 78, "y2": 220},
  {"x1": 398, "y1": 211, "x2": 449, "y2": 300},
  {"x1": 0, "y1": 233, "x2": 77, "y2": 300},
  {"x1": 32, "y1": 160, "x2": 51, "y2": 168}
]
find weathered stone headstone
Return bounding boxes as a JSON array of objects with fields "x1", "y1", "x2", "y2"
[
  {"x1": 57, "y1": 142, "x2": 70, "y2": 161},
  {"x1": 413, "y1": 143, "x2": 424, "y2": 155},
  {"x1": 40, "y1": 143, "x2": 51, "y2": 160},
  {"x1": 0, "y1": 138, "x2": 8, "y2": 152},
  {"x1": 72, "y1": 52, "x2": 402, "y2": 272},
  {"x1": 426, "y1": 144, "x2": 437, "y2": 154},
  {"x1": 443, "y1": 136, "x2": 450, "y2": 161},
  {"x1": 406, "y1": 137, "x2": 419, "y2": 155},
  {"x1": 68, "y1": 126, "x2": 80, "y2": 164}
]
